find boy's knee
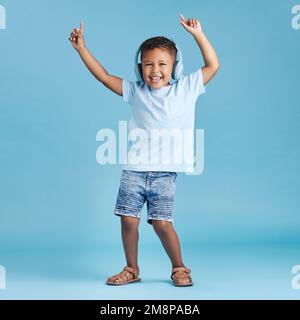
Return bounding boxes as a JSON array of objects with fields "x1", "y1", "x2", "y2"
[
  {"x1": 121, "y1": 215, "x2": 140, "y2": 230},
  {"x1": 152, "y1": 220, "x2": 171, "y2": 233}
]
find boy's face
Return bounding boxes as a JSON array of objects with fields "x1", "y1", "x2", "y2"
[{"x1": 141, "y1": 48, "x2": 175, "y2": 89}]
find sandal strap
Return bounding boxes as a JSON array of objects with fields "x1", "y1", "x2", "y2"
[
  {"x1": 172, "y1": 271, "x2": 192, "y2": 281},
  {"x1": 112, "y1": 266, "x2": 139, "y2": 283},
  {"x1": 123, "y1": 266, "x2": 139, "y2": 279},
  {"x1": 171, "y1": 267, "x2": 191, "y2": 280}
]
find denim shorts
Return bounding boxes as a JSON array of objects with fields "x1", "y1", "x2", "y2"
[{"x1": 114, "y1": 170, "x2": 177, "y2": 225}]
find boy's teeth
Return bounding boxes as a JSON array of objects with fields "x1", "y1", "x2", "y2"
[{"x1": 150, "y1": 76, "x2": 161, "y2": 82}]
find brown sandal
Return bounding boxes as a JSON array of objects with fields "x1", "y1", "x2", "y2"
[
  {"x1": 171, "y1": 266, "x2": 193, "y2": 287},
  {"x1": 106, "y1": 266, "x2": 141, "y2": 286}
]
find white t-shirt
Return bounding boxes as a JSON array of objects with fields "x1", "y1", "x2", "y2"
[{"x1": 121, "y1": 68, "x2": 206, "y2": 173}]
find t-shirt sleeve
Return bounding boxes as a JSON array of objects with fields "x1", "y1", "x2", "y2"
[
  {"x1": 180, "y1": 67, "x2": 206, "y2": 99},
  {"x1": 122, "y1": 79, "x2": 135, "y2": 105}
]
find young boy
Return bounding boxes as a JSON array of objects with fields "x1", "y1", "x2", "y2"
[{"x1": 69, "y1": 14, "x2": 220, "y2": 287}]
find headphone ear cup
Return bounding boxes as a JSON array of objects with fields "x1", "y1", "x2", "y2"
[
  {"x1": 173, "y1": 61, "x2": 184, "y2": 80},
  {"x1": 138, "y1": 63, "x2": 143, "y2": 80},
  {"x1": 172, "y1": 61, "x2": 178, "y2": 79},
  {"x1": 134, "y1": 63, "x2": 143, "y2": 81}
]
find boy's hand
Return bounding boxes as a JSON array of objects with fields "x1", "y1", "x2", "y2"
[
  {"x1": 69, "y1": 22, "x2": 86, "y2": 52},
  {"x1": 179, "y1": 14, "x2": 202, "y2": 36}
]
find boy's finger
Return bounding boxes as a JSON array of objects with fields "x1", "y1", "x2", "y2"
[
  {"x1": 179, "y1": 13, "x2": 187, "y2": 22},
  {"x1": 180, "y1": 17, "x2": 187, "y2": 26},
  {"x1": 180, "y1": 20, "x2": 189, "y2": 31},
  {"x1": 79, "y1": 21, "x2": 84, "y2": 34}
]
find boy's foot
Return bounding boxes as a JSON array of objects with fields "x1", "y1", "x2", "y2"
[
  {"x1": 106, "y1": 266, "x2": 141, "y2": 285},
  {"x1": 171, "y1": 266, "x2": 193, "y2": 286}
]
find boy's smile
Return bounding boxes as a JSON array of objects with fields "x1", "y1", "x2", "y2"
[{"x1": 141, "y1": 48, "x2": 175, "y2": 89}]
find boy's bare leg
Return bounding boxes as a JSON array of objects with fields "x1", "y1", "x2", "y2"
[
  {"x1": 152, "y1": 220, "x2": 185, "y2": 268},
  {"x1": 121, "y1": 216, "x2": 140, "y2": 272}
]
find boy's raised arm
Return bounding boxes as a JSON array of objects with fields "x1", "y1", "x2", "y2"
[
  {"x1": 180, "y1": 14, "x2": 220, "y2": 86},
  {"x1": 69, "y1": 22, "x2": 123, "y2": 96}
]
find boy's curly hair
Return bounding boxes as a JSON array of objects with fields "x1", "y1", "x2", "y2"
[{"x1": 140, "y1": 36, "x2": 177, "y2": 61}]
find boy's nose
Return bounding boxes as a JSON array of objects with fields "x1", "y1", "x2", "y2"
[{"x1": 152, "y1": 65, "x2": 161, "y2": 73}]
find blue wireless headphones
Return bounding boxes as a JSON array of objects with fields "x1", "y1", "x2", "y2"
[{"x1": 134, "y1": 42, "x2": 184, "y2": 82}]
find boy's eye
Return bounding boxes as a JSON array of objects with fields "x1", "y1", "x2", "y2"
[{"x1": 144, "y1": 63, "x2": 166, "y2": 66}]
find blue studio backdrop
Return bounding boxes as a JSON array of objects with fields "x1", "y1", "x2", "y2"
[{"x1": 0, "y1": 0, "x2": 300, "y2": 299}]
